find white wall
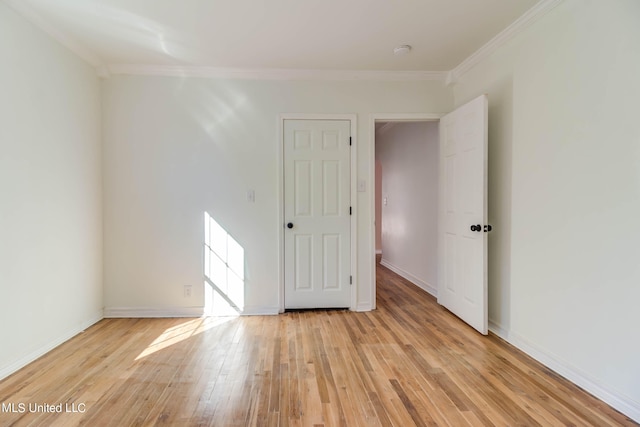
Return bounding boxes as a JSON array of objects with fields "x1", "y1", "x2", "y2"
[
  {"x1": 376, "y1": 122, "x2": 439, "y2": 294},
  {"x1": 0, "y1": 4, "x2": 103, "y2": 378},
  {"x1": 453, "y1": 0, "x2": 640, "y2": 419},
  {"x1": 102, "y1": 76, "x2": 452, "y2": 315},
  {"x1": 1, "y1": 0, "x2": 638, "y2": 420}
]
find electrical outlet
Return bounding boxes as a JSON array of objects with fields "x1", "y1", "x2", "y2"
[{"x1": 184, "y1": 285, "x2": 192, "y2": 298}]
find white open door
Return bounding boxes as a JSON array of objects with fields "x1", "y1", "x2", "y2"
[
  {"x1": 438, "y1": 94, "x2": 489, "y2": 335},
  {"x1": 283, "y1": 119, "x2": 352, "y2": 309}
]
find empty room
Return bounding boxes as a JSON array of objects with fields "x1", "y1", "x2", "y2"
[{"x1": 1, "y1": 0, "x2": 639, "y2": 425}]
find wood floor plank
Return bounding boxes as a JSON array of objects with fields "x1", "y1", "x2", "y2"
[{"x1": 0, "y1": 260, "x2": 637, "y2": 426}]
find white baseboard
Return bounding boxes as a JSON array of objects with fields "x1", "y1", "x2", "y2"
[
  {"x1": 104, "y1": 306, "x2": 204, "y2": 318},
  {"x1": 104, "y1": 306, "x2": 280, "y2": 317},
  {"x1": 355, "y1": 302, "x2": 374, "y2": 312},
  {"x1": 375, "y1": 249, "x2": 382, "y2": 255},
  {"x1": 380, "y1": 258, "x2": 437, "y2": 297},
  {"x1": 489, "y1": 320, "x2": 640, "y2": 423},
  {"x1": 488, "y1": 319, "x2": 510, "y2": 340},
  {"x1": 0, "y1": 311, "x2": 103, "y2": 381},
  {"x1": 240, "y1": 306, "x2": 279, "y2": 316}
]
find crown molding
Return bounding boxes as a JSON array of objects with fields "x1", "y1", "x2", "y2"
[
  {"x1": 4, "y1": 0, "x2": 105, "y2": 70},
  {"x1": 447, "y1": 0, "x2": 565, "y2": 85},
  {"x1": 107, "y1": 64, "x2": 447, "y2": 81},
  {"x1": 5, "y1": 0, "x2": 562, "y2": 84}
]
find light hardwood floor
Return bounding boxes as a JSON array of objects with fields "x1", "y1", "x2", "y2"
[{"x1": 0, "y1": 261, "x2": 636, "y2": 426}]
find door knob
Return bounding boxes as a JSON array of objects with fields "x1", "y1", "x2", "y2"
[
  {"x1": 287, "y1": 222, "x2": 294, "y2": 229},
  {"x1": 470, "y1": 224, "x2": 481, "y2": 232}
]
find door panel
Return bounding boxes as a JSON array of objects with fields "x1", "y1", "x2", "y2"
[
  {"x1": 322, "y1": 161, "x2": 341, "y2": 216},
  {"x1": 284, "y1": 119, "x2": 351, "y2": 308},
  {"x1": 294, "y1": 161, "x2": 312, "y2": 216},
  {"x1": 322, "y1": 234, "x2": 340, "y2": 289},
  {"x1": 438, "y1": 94, "x2": 488, "y2": 334},
  {"x1": 294, "y1": 234, "x2": 312, "y2": 290}
]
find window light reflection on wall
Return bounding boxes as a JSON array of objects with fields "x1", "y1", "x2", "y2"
[{"x1": 204, "y1": 212, "x2": 244, "y2": 315}]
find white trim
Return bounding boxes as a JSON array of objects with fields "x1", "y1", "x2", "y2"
[
  {"x1": 375, "y1": 249, "x2": 382, "y2": 255},
  {"x1": 4, "y1": 0, "x2": 560, "y2": 83},
  {"x1": 448, "y1": 0, "x2": 565, "y2": 84},
  {"x1": 372, "y1": 113, "x2": 444, "y2": 122},
  {"x1": 369, "y1": 113, "x2": 444, "y2": 310},
  {"x1": 107, "y1": 64, "x2": 446, "y2": 81},
  {"x1": 104, "y1": 306, "x2": 278, "y2": 317},
  {"x1": 489, "y1": 321, "x2": 640, "y2": 423},
  {"x1": 355, "y1": 302, "x2": 374, "y2": 312},
  {"x1": 104, "y1": 307, "x2": 204, "y2": 318},
  {"x1": 488, "y1": 319, "x2": 510, "y2": 340},
  {"x1": 0, "y1": 311, "x2": 103, "y2": 381},
  {"x1": 380, "y1": 259, "x2": 437, "y2": 297},
  {"x1": 3, "y1": 0, "x2": 105, "y2": 70},
  {"x1": 277, "y1": 115, "x2": 285, "y2": 313},
  {"x1": 240, "y1": 306, "x2": 280, "y2": 316},
  {"x1": 96, "y1": 65, "x2": 111, "y2": 79},
  {"x1": 511, "y1": 332, "x2": 640, "y2": 423},
  {"x1": 349, "y1": 117, "x2": 358, "y2": 312},
  {"x1": 278, "y1": 114, "x2": 358, "y2": 312}
]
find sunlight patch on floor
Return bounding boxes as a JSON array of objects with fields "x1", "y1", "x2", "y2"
[{"x1": 134, "y1": 316, "x2": 235, "y2": 360}]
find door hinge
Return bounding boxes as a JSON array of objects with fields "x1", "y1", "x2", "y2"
[
  {"x1": 349, "y1": 137, "x2": 352, "y2": 146},
  {"x1": 349, "y1": 206, "x2": 352, "y2": 215},
  {"x1": 350, "y1": 276, "x2": 352, "y2": 285}
]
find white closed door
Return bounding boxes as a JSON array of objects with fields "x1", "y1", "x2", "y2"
[
  {"x1": 284, "y1": 119, "x2": 351, "y2": 309},
  {"x1": 438, "y1": 94, "x2": 489, "y2": 335}
]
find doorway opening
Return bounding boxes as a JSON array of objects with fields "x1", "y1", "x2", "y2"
[
  {"x1": 371, "y1": 114, "x2": 442, "y2": 309},
  {"x1": 371, "y1": 95, "x2": 489, "y2": 335}
]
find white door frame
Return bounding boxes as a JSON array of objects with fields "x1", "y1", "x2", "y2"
[
  {"x1": 369, "y1": 113, "x2": 444, "y2": 310},
  {"x1": 278, "y1": 114, "x2": 358, "y2": 312}
]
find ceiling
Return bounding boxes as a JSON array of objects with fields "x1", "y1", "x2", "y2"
[{"x1": 8, "y1": 0, "x2": 540, "y2": 73}]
